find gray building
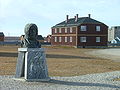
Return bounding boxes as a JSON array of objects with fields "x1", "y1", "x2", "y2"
[{"x1": 108, "y1": 26, "x2": 120, "y2": 42}]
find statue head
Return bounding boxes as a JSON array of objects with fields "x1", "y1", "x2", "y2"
[
  {"x1": 21, "y1": 23, "x2": 41, "y2": 48},
  {"x1": 24, "y1": 23, "x2": 38, "y2": 39}
]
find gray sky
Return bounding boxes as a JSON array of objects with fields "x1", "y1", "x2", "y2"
[{"x1": 0, "y1": 0, "x2": 120, "y2": 36}]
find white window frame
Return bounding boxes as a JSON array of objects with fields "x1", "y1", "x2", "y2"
[
  {"x1": 80, "y1": 37, "x2": 86, "y2": 42},
  {"x1": 70, "y1": 37, "x2": 72, "y2": 42},
  {"x1": 96, "y1": 37, "x2": 100, "y2": 42},
  {"x1": 70, "y1": 27, "x2": 72, "y2": 33},
  {"x1": 65, "y1": 27, "x2": 67, "y2": 33},
  {"x1": 96, "y1": 26, "x2": 100, "y2": 31},
  {"x1": 55, "y1": 28, "x2": 57, "y2": 33},
  {"x1": 59, "y1": 37, "x2": 62, "y2": 42},
  {"x1": 65, "y1": 37, "x2": 67, "y2": 42},
  {"x1": 59, "y1": 28, "x2": 62, "y2": 33},
  {"x1": 80, "y1": 26, "x2": 87, "y2": 31},
  {"x1": 55, "y1": 37, "x2": 57, "y2": 42}
]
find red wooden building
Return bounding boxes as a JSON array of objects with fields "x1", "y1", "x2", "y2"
[
  {"x1": 51, "y1": 14, "x2": 108, "y2": 48},
  {"x1": 0, "y1": 32, "x2": 4, "y2": 41},
  {"x1": 44, "y1": 35, "x2": 51, "y2": 43}
]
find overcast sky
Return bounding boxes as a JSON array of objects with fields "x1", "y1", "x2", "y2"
[{"x1": 0, "y1": 0, "x2": 120, "y2": 36}]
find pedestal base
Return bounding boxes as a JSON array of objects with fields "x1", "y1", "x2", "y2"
[
  {"x1": 13, "y1": 77, "x2": 50, "y2": 82},
  {"x1": 15, "y1": 48, "x2": 50, "y2": 81}
]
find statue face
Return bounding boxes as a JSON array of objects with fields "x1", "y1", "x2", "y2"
[
  {"x1": 29, "y1": 26, "x2": 37, "y2": 39},
  {"x1": 24, "y1": 24, "x2": 38, "y2": 39}
]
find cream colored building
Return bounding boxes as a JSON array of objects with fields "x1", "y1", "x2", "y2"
[{"x1": 108, "y1": 26, "x2": 120, "y2": 42}]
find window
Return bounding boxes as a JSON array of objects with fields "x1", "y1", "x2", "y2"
[
  {"x1": 80, "y1": 37, "x2": 86, "y2": 42},
  {"x1": 80, "y1": 26, "x2": 87, "y2": 31},
  {"x1": 55, "y1": 28, "x2": 57, "y2": 33},
  {"x1": 59, "y1": 37, "x2": 62, "y2": 42},
  {"x1": 96, "y1": 26, "x2": 100, "y2": 31},
  {"x1": 70, "y1": 37, "x2": 72, "y2": 42},
  {"x1": 70, "y1": 27, "x2": 72, "y2": 33},
  {"x1": 96, "y1": 37, "x2": 100, "y2": 42},
  {"x1": 65, "y1": 37, "x2": 67, "y2": 42},
  {"x1": 65, "y1": 28, "x2": 67, "y2": 33},
  {"x1": 55, "y1": 37, "x2": 57, "y2": 42},
  {"x1": 59, "y1": 28, "x2": 62, "y2": 33}
]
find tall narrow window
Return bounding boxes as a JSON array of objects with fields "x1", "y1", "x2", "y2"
[
  {"x1": 70, "y1": 27, "x2": 72, "y2": 33},
  {"x1": 59, "y1": 28, "x2": 62, "y2": 33},
  {"x1": 65, "y1": 37, "x2": 67, "y2": 42},
  {"x1": 59, "y1": 37, "x2": 62, "y2": 42},
  {"x1": 96, "y1": 26, "x2": 100, "y2": 31},
  {"x1": 96, "y1": 37, "x2": 100, "y2": 42},
  {"x1": 70, "y1": 37, "x2": 72, "y2": 42},
  {"x1": 80, "y1": 26, "x2": 87, "y2": 31},
  {"x1": 55, "y1": 37, "x2": 57, "y2": 42},
  {"x1": 65, "y1": 28, "x2": 67, "y2": 33},
  {"x1": 80, "y1": 37, "x2": 86, "y2": 42},
  {"x1": 55, "y1": 28, "x2": 57, "y2": 33}
]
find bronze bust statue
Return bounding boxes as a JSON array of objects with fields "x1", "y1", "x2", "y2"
[{"x1": 21, "y1": 23, "x2": 41, "y2": 48}]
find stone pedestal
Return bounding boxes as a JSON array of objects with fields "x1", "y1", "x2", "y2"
[
  {"x1": 15, "y1": 48, "x2": 50, "y2": 81},
  {"x1": 15, "y1": 48, "x2": 26, "y2": 78}
]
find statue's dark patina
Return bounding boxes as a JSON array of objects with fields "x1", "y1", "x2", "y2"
[{"x1": 21, "y1": 23, "x2": 41, "y2": 48}]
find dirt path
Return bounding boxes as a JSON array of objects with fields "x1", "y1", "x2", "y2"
[{"x1": 88, "y1": 48, "x2": 120, "y2": 62}]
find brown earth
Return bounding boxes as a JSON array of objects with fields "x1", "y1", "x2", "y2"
[{"x1": 0, "y1": 45, "x2": 120, "y2": 76}]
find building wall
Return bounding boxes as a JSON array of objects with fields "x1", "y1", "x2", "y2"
[
  {"x1": 0, "y1": 36, "x2": 4, "y2": 41},
  {"x1": 108, "y1": 26, "x2": 120, "y2": 42},
  {"x1": 114, "y1": 27, "x2": 120, "y2": 38},
  {"x1": 51, "y1": 26, "x2": 77, "y2": 46},
  {"x1": 77, "y1": 36, "x2": 107, "y2": 46},
  {"x1": 51, "y1": 24, "x2": 108, "y2": 47},
  {"x1": 44, "y1": 35, "x2": 51, "y2": 43},
  {"x1": 4, "y1": 37, "x2": 20, "y2": 42},
  {"x1": 51, "y1": 36, "x2": 76, "y2": 46},
  {"x1": 52, "y1": 27, "x2": 76, "y2": 35},
  {"x1": 77, "y1": 24, "x2": 108, "y2": 47},
  {"x1": 108, "y1": 28, "x2": 114, "y2": 41},
  {"x1": 78, "y1": 24, "x2": 108, "y2": 34}
]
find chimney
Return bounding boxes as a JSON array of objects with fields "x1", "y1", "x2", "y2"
[
  {"x1": 75, "y1": 14, "x2": 78, "y2": 22},
  {"x1": 88, "y1": 14, "x2": 91, "y2": 18},
  {"x1": 66, "y1": 15, "x2": 69, "y2": 23},
  {"x1": 74, "y1": 16, "x2": 76, "y2": 19}
]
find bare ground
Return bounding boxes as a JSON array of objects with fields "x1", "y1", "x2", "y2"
[
  {"x1": 0, "y1": 45, "x2": 120, "y2": 76},
  {"x1": 88, "y1": 48, "x2": 120, "y2": 62}
]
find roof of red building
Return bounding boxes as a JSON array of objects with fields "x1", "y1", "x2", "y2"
[
  {"x1": 0, "y1": 32, "x2": 4, "y2": 36},
  {"x1": 52, "y1": 17, "x2": 107, "y2": 28}
]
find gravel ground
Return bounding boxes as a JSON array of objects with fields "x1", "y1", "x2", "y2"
[{"x1": 0, "y1": 71, "x2": 120, "y2": 90}]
